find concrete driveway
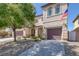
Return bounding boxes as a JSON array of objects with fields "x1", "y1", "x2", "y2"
[{"x1": 19, "y1": 40, "x2": 65, "y2": 56}]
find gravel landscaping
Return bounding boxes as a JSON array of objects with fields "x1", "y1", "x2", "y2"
[
  {"x1": 62, "y1": 42, "x2": 76, "y2": 56},
  {"x1": 63, "y1": 41, "x2": 79, "y2": 56},
  {"x1": 19, "y1": 40, "x2": 65, "y2": 56},
  {"x1": 0, "y1": 39, "x2": 79, "y2": 56},
  {"x1": 0, "y1": 40, "x2": 37, "y2": 56}
]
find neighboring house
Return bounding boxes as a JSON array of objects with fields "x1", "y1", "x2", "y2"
[
  {"x1": 1, "y1": 27, "x2": 32, "y2": 39},
  {"x1": 0, "y1": 26, "x2": 34, "y2": 39},
  {"x1": 35, "y1": 3, "x2": 68, "y2": 40},
  {"x1": 0, "y1": 28, "x2": 12, "y2": 38},
  {"x1": 73, "y1": 15, "x2": 79, "y2": 41},
  {"x1": 11, "y1": 28, "x2": 32, "y2": 38}
]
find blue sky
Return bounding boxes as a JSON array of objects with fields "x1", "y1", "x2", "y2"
[
  {"x1": 33, "y1": 3, "x2": 79, "y2": 31},
  {"x1": 33, "y1": 3, "x2": 45, "y2": 15}
]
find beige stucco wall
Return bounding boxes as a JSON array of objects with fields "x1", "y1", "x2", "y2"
[
  {"x1": 43, "y1": 4, "x2": 68, "y2": 28},
  {"x1": 35, "y1": 15, "x2": 43, "y2": 26},
  {"x1": 35, "y1": 16, "x2": 44, "y2": 37},
  {"x1": 43, "y1": 17, "x2": 67, "y2": 28}
]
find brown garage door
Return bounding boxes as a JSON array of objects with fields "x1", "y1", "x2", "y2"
[
  {"x1": 16, "y1": 31, "x2": 23, "y2": 36},
  {"x1": 47, "y1": 27, "x2": 62, "y2": 39}
]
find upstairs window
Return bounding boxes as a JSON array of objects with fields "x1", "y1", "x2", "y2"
[
  {"x1": 55, "y1": 4, "x2": 60, "y2": 14},
  {"x1": 47, "y1": 7, "x2": 52, "y2": 16}
]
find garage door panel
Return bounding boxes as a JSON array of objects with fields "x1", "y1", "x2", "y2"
[{"x1": 47, "y1": 28, "x2": 62, "y2": 39}]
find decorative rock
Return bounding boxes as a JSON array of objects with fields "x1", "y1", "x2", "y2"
[{"x1": 19, "y1": 40, "x2": 65, "y2": 56}]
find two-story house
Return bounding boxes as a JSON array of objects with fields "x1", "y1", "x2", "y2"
[
  {"x1": 35, "y1": 3, "x2": 68, "y2": 40},
  {"x1": 4, "y1": 3, "x2": 68, "y2": 40},
  {"x1": 73, "y1": 15, "x2": 79, "y2": 41}
]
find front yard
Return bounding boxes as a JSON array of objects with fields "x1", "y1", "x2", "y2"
[
  {"x1": 63, "y1": 41, "x2": 79, "y2": 56},
  {"x1": 0, "y1": 40, "x2": 37, "y2": 56},
  {"x1": 19, "y1": 40, "x2": 65, "y2": 56},
  {"x1": 0, "y1": 39, "x2": 79, "y2": 56}
]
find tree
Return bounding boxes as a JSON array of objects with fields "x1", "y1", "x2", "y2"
[
  {"x1": 0, "y1": 4, "x2": 8, "y2": 28},
  {"x1": 19, "y1": 4, "x2": 36, "y2": 37},
  {"x1": 19, "y1": 4, "x2": 35, "y2": 27},
  {"x1": 0, "y1": 3, "x2": 35, "y2": 42}
]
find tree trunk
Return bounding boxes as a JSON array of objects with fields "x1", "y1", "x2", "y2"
[{"x1": 13, "y1": 28, "x2": 16, "y2": 42}]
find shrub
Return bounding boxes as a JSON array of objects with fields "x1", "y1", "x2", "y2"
[
  {"x1": 31, "y1": 36, "x2": 41, "y2": 41},
  {"x1": 17, "y1": 36, "x2": 22, "y2": 40},
  {"x1": 23, "y1": 36, "x2": 27, "y2": 40},
  {"x1": 26, "y1": 35, "x2": 31, "y2": 38}
]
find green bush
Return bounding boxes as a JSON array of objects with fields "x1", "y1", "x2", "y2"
[
  {"x1": 17, "y1": 36, "x2": 22, "y2": 40},
  {"x1": 31, "y1": 36, "x2": 38, "y2": 39},
  {"x1": 23, "y1": 36, "x2": 27, "y2": 40},
  {"x1": 38, "y1": 35, "x2": 45, "y2": 40},
  {"x1": 23, "y1": 35, "x2": 31, "y2": 40},
  {"x1": 26, "y1": 35, "x2": 31, "y2": 38},
  {"x1": 31, "y1": 36, "x2": 39, "y2": 41}
]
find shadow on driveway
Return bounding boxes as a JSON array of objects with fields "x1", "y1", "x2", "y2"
[{"x1": 63, "y1": 42, "x2": 77, "y2": 56}]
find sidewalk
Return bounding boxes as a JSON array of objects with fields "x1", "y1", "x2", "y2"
[{"x1": 0, "y1": 38, "x2": 14, "y2": 45}]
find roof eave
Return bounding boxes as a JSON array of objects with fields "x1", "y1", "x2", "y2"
[
  {"x1": 41, "y1": 3, "x2": 55, "y2": 8},
  {"x1": 73, "y1": 15, "x2": 79, "y2": 23}
]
